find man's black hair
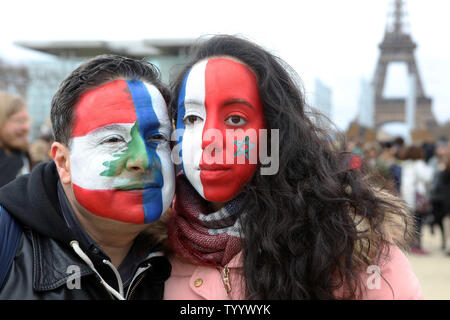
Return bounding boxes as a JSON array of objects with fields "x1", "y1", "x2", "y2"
[{"x1": 51, "y1": 54, "x2": 170, "y2": 146}]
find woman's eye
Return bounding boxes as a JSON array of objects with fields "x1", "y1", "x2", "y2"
[
  {"x1": 183, "y1": 115, "x2": 203, "y2": 125},
  {"x1": 225, "y1": 115, "x2": 247, "y2": 126},
  {"x1": 147, "y1": 133, "x2": 167, "y2": 143},
  {"x1": 101, "y1": 136, "x2": 126, "y2": 144}
]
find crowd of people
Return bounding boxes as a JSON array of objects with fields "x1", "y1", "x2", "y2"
[{"x1": 347, "y1": 136, "x2": 450, "y2": 256}]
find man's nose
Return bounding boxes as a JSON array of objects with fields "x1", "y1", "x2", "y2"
[
  {"x1": 125, "y1": 139, "x2": 149, "y2": 174},
  {"x1": 22, "y1": 119, "x2": 31, "y2": 133},
  {"x1": 125, "y1": 156, "x2": 147, "y2": 174}
]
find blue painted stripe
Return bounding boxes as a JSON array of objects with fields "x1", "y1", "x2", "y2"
[
  {"x1": 176, "y1": 71, "x2": 191, "y2": 173},
  {"x1": 126, "y1": 79, "x2": 163, "y2": 223}
]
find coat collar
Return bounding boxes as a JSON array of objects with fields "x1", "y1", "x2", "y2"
[
  {"x1": 31, "y1": 230, "x2": 94, "y2": 292},
  {"x1": 30, "y1": 229, "x2": 169, "y2": 292}
]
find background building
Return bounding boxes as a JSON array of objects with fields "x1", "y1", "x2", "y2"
[
  {"x1": 13, "y1": 38, "x2": 195, "y2": 139},
  {"x1": 0, "y1": 59, "x2": 29, "y2": 97},
  {"x1": 313, "y1": 78, "x2": 333, "y2": 120}
]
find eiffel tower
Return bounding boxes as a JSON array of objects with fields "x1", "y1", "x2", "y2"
[{"x1": 372, "y1": 0, "x2": 436, "y2": 129}]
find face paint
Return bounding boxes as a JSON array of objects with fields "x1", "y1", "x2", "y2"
[
  {"x1": 177, "y1": 58, "x2": 265, "y2": 202},
  {"x1": 69, "y1": 79, "x2": 174, "y2": 224}
]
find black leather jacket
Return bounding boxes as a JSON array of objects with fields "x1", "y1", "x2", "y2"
[
  {"x1": 0, "y1": 161, "x2": 171, "y2": 300},
  {"x1": 0, "y1": 226, "x2": 170, "y2": 300}
]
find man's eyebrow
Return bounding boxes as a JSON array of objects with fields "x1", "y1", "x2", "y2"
[
  {"x1": 157, "y1": 118, "x2": 172, "y2": 131},
  {"x1": 223, "y1": 98, "x2": 255, "y2": 109},
  {"x1": 91, "y1": 124, "x2": 129, "y2": 133},
  {"x1": 85, "y1": 124, "x2": 132, "y2": 137}
]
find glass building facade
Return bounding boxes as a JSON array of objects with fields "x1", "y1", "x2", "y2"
[{"x1": 22, "y1": 51, "x2": 189, "y2": 140}]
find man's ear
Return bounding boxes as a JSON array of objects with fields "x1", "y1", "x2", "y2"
[{"x1": 51, "y1": 142, "x2": 72, "y2": 184}]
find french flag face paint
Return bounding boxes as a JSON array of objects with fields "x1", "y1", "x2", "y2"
[
  {"x1": 177, "y1": 58, "x2": 265, "y2": 203},
  {"x1": 69, "y1": 79, "x2": 175, "y2": 224}
]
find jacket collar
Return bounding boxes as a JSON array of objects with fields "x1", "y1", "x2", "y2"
[
  {"x1": 31, "y1": 230, "x2": 95, "y2": 292},
  {"x1": 30, "y1": 229, "x2": 169, "y2": 292}
]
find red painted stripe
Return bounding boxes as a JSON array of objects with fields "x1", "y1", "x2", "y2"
[
  {"x1": 199, "y1": 58, "x2": 263, "y2": 202},
  {"x1": 72, "y1": 79, "x2": 137, "y2": 137},
  {"x1": 73, "y1": 184, "x2": 145, "y2": 224}
]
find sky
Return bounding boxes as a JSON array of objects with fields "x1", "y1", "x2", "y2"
[{"x1": 1, "y1": 0, "x2": 449, "y2": 131}]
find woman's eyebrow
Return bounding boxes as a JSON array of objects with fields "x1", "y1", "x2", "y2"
[
  {"x1": 223, "y1": 98, "x2": 255, "y2": 109},
  {"x1": 184, "y1": 99, "x2": 204, "y2": 106}
]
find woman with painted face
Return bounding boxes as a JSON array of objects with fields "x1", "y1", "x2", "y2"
[{"x1": 163, "y1": 35, "x2": 422, "y2": 299}]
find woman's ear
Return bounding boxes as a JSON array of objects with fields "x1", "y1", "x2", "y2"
[{"x1": 51, "y1": 142, "x2": 72, "y2": 185}]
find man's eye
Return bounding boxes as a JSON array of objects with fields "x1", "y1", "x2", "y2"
[
  {"x1": 147, "y1": 133, "x2": 167, "y2": 143},
  {"x1": 183, "y1": 115, "x2": 203, "y2": 125},
  {"x1": 225, "y1": 115, "x2": 247, "y2": 126},
  {"x1": 101, "y1": 135, "x2": 126, "y2": 144}
]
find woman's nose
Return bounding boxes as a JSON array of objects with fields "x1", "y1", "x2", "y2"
[{"x1": 201, "y1": 114, "x2": 224, "y2": 150}]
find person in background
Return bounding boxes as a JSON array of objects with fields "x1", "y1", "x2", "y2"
[
  {"x1": 29, "y1": 119, "x2": 53, "y2": 164},
  {"x1": 388, "y1": 137, "x2": 405, "y2": 194},
  {"x1": 370, "y1": 141, "x2": 397, "y2": 193},
  {"x1": 400, "y1": 145, "x2": 434, "y2": 255},
  {"x1": 429, "y1": 137, "x2": 449, "y2": 182},
  {"x1": 429, "y1": 148, "x2": 450, "y2": 254},
  {"x1": 346, "y1": 139, "x2": 363, "y2": 169},
  {"x1": 0, "y1": 91, "x2": 32, "y2": 187},
  {"x1": 363, "y1": 142, "x2": 379, "y2": 169},
  {"x1": 422, "y1": 140, "x2": 435, "y2": 164},
  {"x1": 163, "y1": 35, "x2": 421, "y2": 300}
]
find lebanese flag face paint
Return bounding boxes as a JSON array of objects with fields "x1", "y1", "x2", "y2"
[
  {"x1": 69, "y1": 79, "x2": 174, "y2": 224},
  {"x1": 177, "y1": 58, "x2": 265, "y2": 202}
]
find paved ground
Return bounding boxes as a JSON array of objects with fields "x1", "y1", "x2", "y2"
[{"x1": 407, "y1": 218, "x2": 450, "y2": 300}]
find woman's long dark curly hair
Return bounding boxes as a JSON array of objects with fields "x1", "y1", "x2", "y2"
[{"x1": 169, "y1": 35, "x2": 414, "y2": 299}]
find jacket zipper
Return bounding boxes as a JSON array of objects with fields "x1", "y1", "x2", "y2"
[
  {"x1": 126, "y1": 273, "x2": 146, "y2": 300},
  {"x1": 125, "y1": 262, "x2": 153, "y2": 299},
  {"x1": 98, "y1": 271, "x2": 146, "y2": 300},
  {"x1": 219, "y1": 266, "x2": 232, "y2": 294}
]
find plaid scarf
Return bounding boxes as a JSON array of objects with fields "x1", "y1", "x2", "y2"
[{"x1": 167, "y1": 174, "x2": 243, "y2": 267}]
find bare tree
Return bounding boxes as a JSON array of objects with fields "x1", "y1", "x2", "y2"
[{"x1": 0, "y1": 59, "x2": 30, "y2": 96}]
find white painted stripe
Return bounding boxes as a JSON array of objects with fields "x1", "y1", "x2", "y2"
[
  {"x1": 70, "y1": 123, "x2": 135, "y2": 190},
  {"x1": 182, "y1": 59, "x2": 207, "y2": 198},
  {"x1": 143, "y1": 83, "x2": 171, "y2": 138}
]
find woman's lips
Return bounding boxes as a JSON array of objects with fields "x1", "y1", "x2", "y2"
[
  {"x1": 199, "y1": 164, "x2": 232, "y2": 179},
  {"x1": 199, "y1": 164, "x2": 232, "y2": 171}
]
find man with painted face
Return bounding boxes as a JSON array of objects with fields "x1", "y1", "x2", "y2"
[{"x1": 0, "y1": 55, "x2": 175, "y2": 300}]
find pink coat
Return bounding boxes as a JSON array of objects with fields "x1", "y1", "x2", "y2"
[{"x1": 164, "y1": 245, "x2": 423, "y2": 300}]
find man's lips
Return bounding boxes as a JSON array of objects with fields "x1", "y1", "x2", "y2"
[{"x1": 115, "y1": 182, "x2": 162, "y2": 191}]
